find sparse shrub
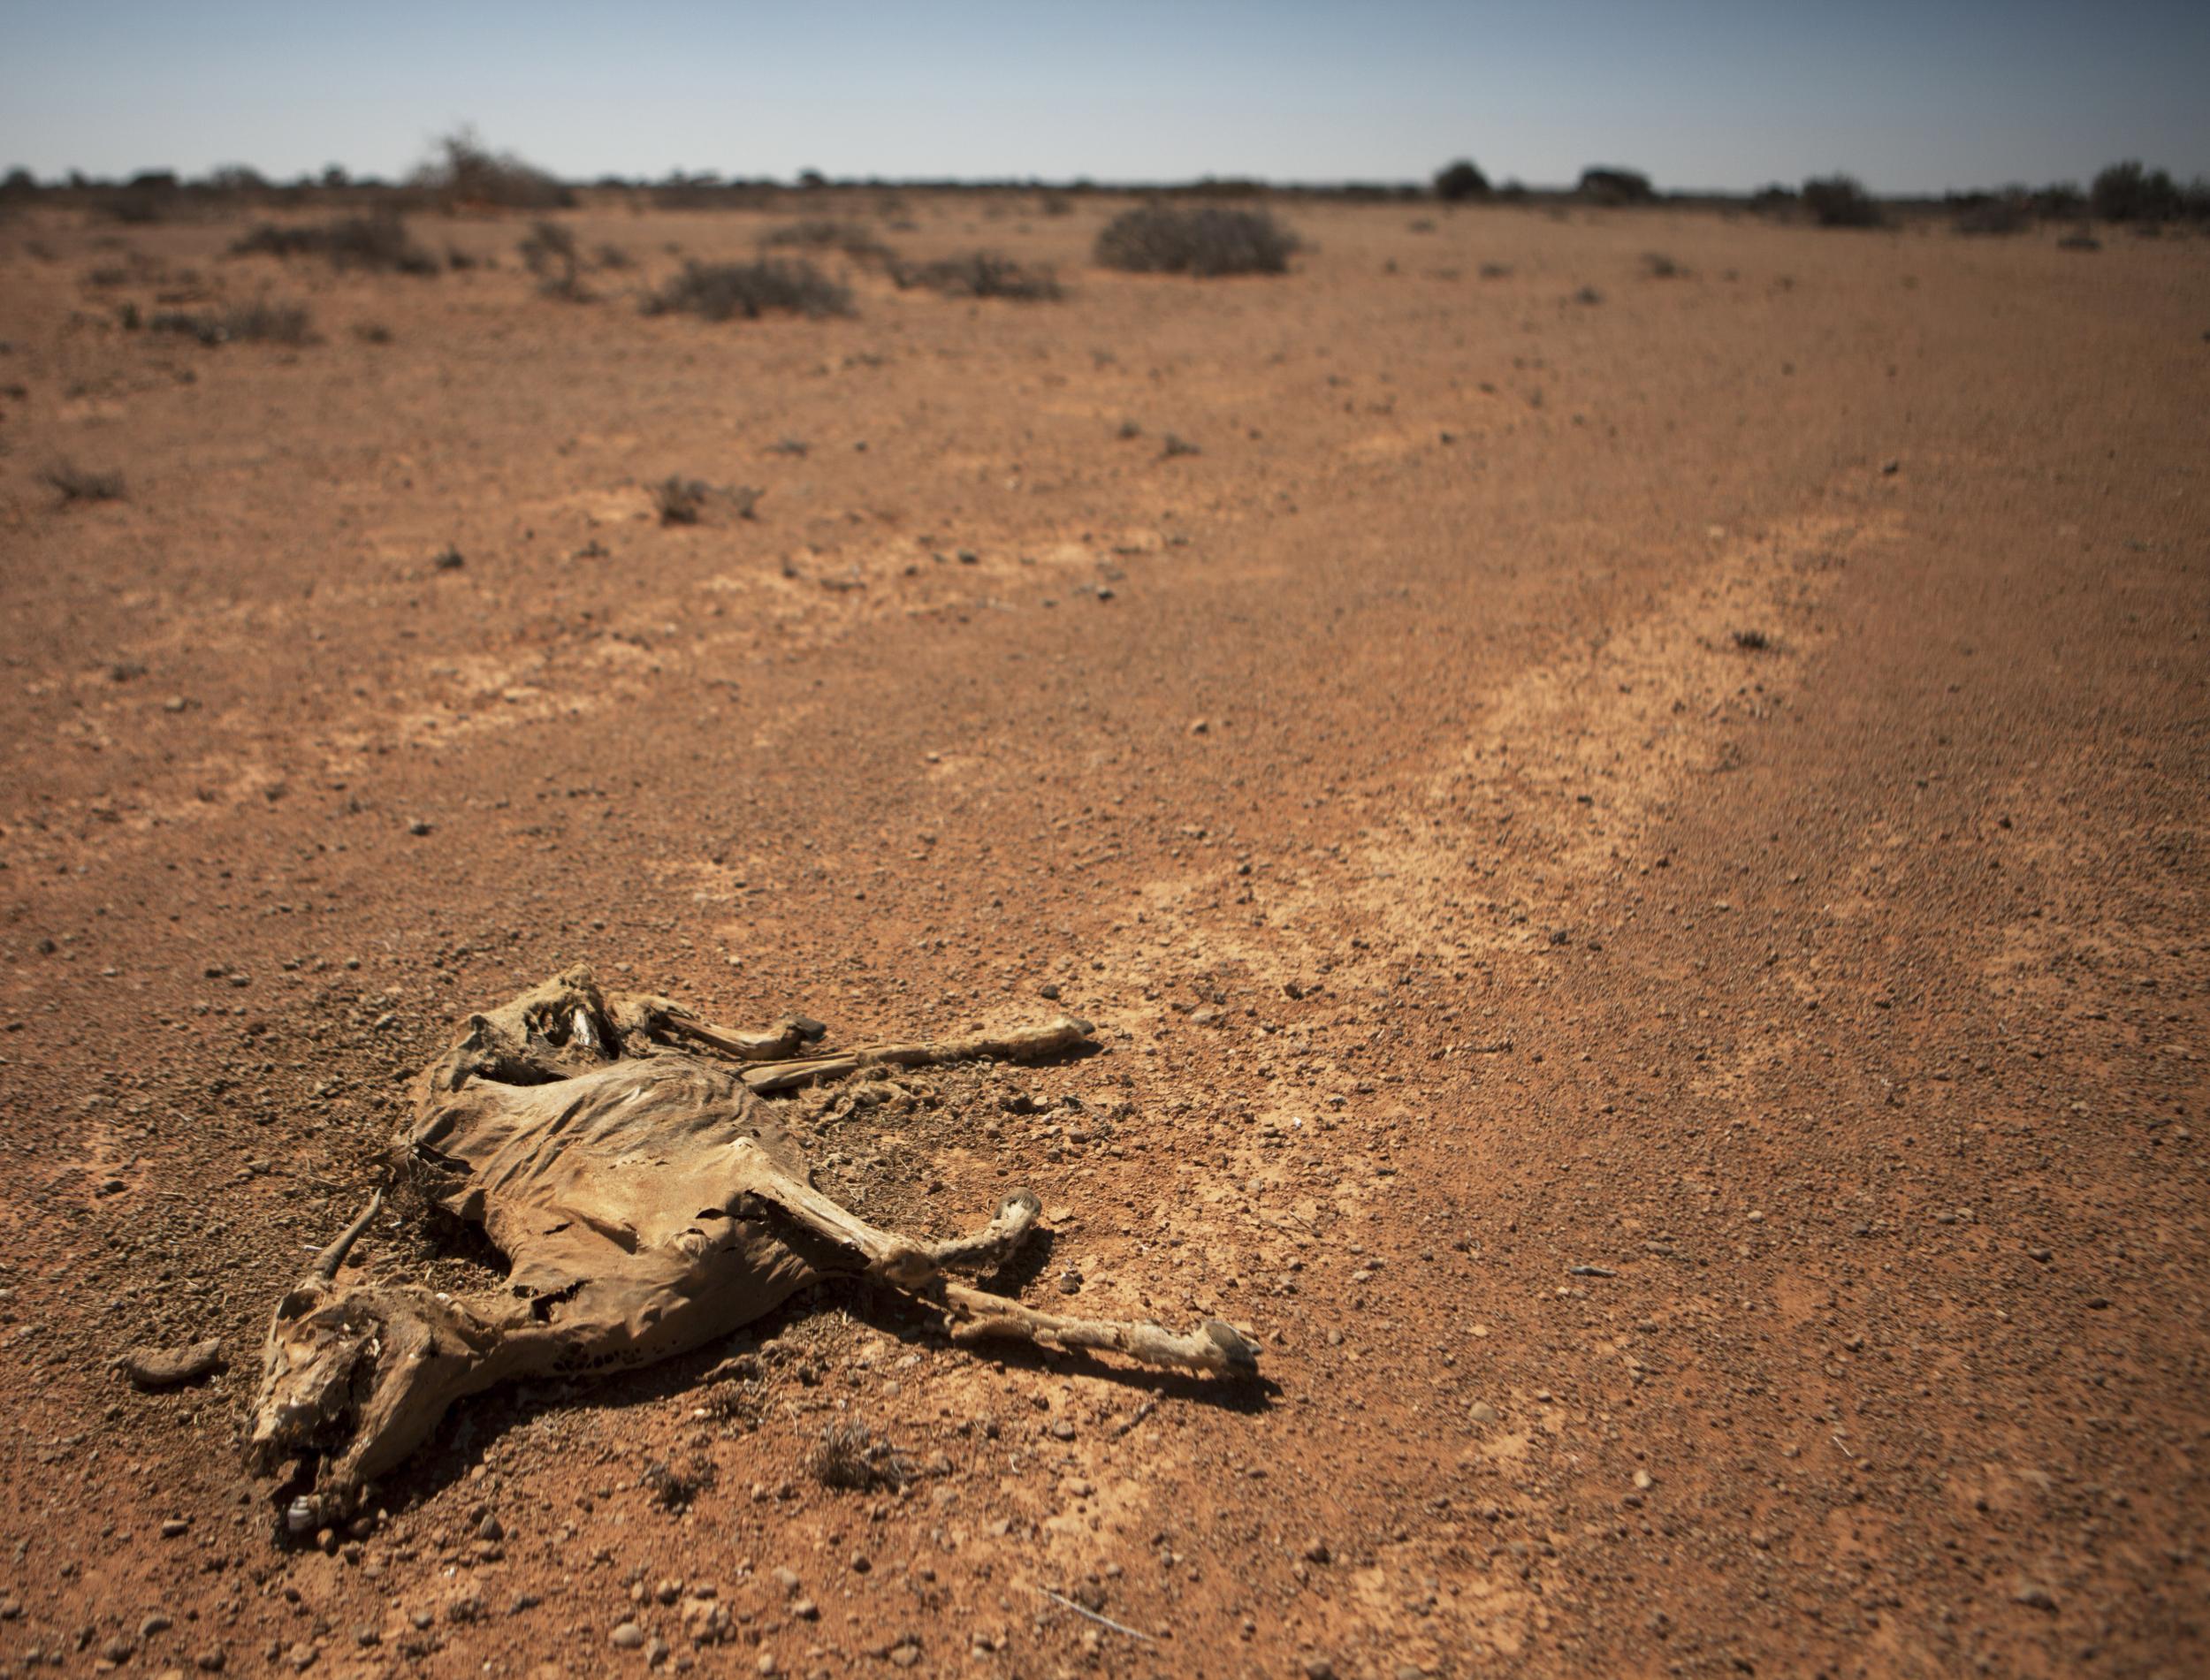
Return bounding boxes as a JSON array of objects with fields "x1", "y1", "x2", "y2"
[
  {"x1": 643, "y1": 259, "x2": 853, "y2": 321},
  {"x1": 1161, "y1": 432, "x2": 1200, "y2": 459},
  {"x1": 1801, "y1": 175, "x2": 1883, "y2": 228},
  {"x1": 1732, "y1": 628, "x2": 1770, "y2": 650},
  {"x1": 42, "y1": 461, "x2": 126, "y2": 504},
  {"x1": 1953, "y1": 194, "x2": 2031, "y2": 235},
  {"x1": 354, "y1": 322, "x2": 394, "y2": 344},
  {"x1": 592, "y1": 242, "x2": 633, "y2": 270},
  {"x1": 2090, "y1": 160, "x2": 2180, "y2": 223},
  {"x1": 2031, "y1": 183, "x2": 2084, "y2": 219},
  {"x1": 1433, "y1": 159, "x2": 1492, "y2": 202},
  {"x1": 807, "y1": 1423, "x2": 911, "y2": 1493},
  {"x1": 232, "y1": 215, "x2": 438, "y2": 275},
  {"x1": 1094, "y1": 203, "x2": 1298, "y2": 277},
  {"x1": 1573, "y1": 285, "x2": 1604, "y2": 305},
  {"x1": 1578, "y1": 167, "x2": 1656, "y2": 206},
  {"x1": 149, "y1": 301, "x2": 316, "y2": 346},
  {"x1": 415, "y1": 127, "x2": 572, "y2": 211},
  {"x1": 762, "y1": 220, "x2": 895, "y2": 265},
  {"x1": 518, "y1": 219, "x2": 586, "y2": 298},
  {"x1": 2056, "y1": 226, "x2": 2101, "y2": 252},
  {"x1": 893, "y1": 252, "x2": 1062, "y2": 300},
  {"x1": 1641, "y1": 251, "x2": 1683, "y2": 277}
]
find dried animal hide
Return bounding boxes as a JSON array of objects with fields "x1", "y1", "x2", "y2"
[{"x1": 248, "y1": 967, "x2": 1256, "y2": 1524}]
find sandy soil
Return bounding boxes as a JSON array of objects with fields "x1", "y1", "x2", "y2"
[{"x1": 0, "y1": 194, "x2": 2205, "y2": 1679}]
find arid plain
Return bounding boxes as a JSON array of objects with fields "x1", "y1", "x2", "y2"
[{"x1": 1, "y1": 194, "x2": 2205, "y2": 1677}]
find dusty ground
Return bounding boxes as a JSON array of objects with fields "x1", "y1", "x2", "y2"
[{"x1": 0, "y1": 194, "x2": 2205, "y2": 1679}]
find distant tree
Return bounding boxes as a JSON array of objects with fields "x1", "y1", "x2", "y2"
[
  {"x1": 796, "y1": 168, "x2": 827, "y2": 191},
  {"x1": 415, "y1": 127, "x2": 571, "y2": 210},
  {"x1": 1801, "y1": 174, "x2": 1882, "y2": 227},
  {"x1": 0, "y1": 167, "x2": 37, "y2": 200},
  {"x1": 321, "y1": 164, "x2": 350, "y2": 190},
  {"x1": 1577, "y1": 166, "x2": 1655, "y2": 206},
  {"x1": 203, "y1": 164, "x2": 268, "y2": 194},
  {"x1": 1433, "y1": 159, "x2": 1491, "y2": 202},
  {"x1": 2089, "y1": 160, "x2": 2180, "y2": 222}
]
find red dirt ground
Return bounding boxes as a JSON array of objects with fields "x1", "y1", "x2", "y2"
[{"x1": 1, "y1": 196, "x2": 2205, "y2": 1679}]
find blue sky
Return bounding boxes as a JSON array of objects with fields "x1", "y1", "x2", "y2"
[{"x1": 3, "y1": 1, "x2": 2205, "y2": 194}]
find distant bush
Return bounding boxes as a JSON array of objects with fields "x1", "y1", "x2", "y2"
[
  {"x1": 1577, "y1": 167, "x2": 1655, "y2": 206},
  {"x1": 149, "y1": 300, "x2": 316, "y2": 346},
  {"x1": 1433, "y1": 159, "x2": 1491, "y2": 202},
  {"x1": 2056, "y1": 227, "x2": 2101, "y2": 252},
  {"x1": 414, "y1": 127, "x2": 572, "y2": 211},
  {"x1": 761, "y1": 220, "x2": 895, "y2": 265},
  {"x1": 892, "y1": 252, "x2": 1062, "y2": 300},
  {"x1": 232, "y1": 215, "x2": 438, "y2": 274},
  {"x1": 1094, "y1": 204, "x2": 1298, "y2": 277},
  {"x1": 1801, "y1": 175, "x2": 1883, "y2": 227},
  {"x1": 1641, "y1": 251, "x2": 1684, "y2": 277},
  {"x1": 2029, "y1": 183, "x2": 2084, "y2": 220},
  {"x1": 642, "y1": 259, "x2": 853, "y2": 321},
  {"x1": 2090, "y1": 160, "x2": 2181, "y2": 223}
]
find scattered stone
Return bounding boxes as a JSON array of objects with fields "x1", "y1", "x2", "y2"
[
  {"x1": 123, "y1": 1339, "x2": 225, "y2": 1390},
  {"x1": 1301, "y1": 1538, "x2": 1330, "y2": 1563},
  {"x1": 771, "y1": 1567, "x2": 801, "y2": 1595},
  {"x1": 476, "y1": 1513, "x2": 505, "y2": 1542},
  {"x1": 141, "y1": 1614, "x2": 173, "y2": 1639},
  {"x1": 645, "y1": 1635, "x2": 670, "y2": 1666},
  {"x1": 889, "y1": 1643, "x2": 922, "y2": 1669},
  {"x1": 1633, "y1": 1469, "x2": 1654, "y2": 1491},
  {"x1": 1303, "y1": 1659, "x2": 1338, "y2": 1680},
  {"x1": 790, "y1": 1600, "x2": 818, "y2": 1622},
  {"x1": 1468, "y1": 1401, "x2": 1497, "y2": 1425},
  {"x1": 432, "y1": 546, "x2": 465, "y2": 570},
  {"x1": 2012, "y1": 1584, "x2": 2058, "y2": 1611},
  {"x1": 611, "y1": 1622, "x2": 646, "y2": 1649},
  {"x1": 160, "y1": 1517, "x2": 191, "y2": 1539},
  {"x1": 407, "y1": 819, "x2": 432, "y2": 837}
]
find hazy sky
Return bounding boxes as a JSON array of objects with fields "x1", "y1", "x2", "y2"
[{"x1": 4, "y1": 0, "x2": 2205, "y2": 194}]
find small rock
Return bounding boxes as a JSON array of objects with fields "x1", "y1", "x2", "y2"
[
  {"x1": 160, "y1": 1517, "x2": 191, "y2": 1538},
  {"x1": 611, "y1": 1622, "x2": 646, "y2": 1649},
  {"x1": 1881, "y1": 459, "x2": 1900, "y2": 475},
  {"x1": 476, "y1": 1513, "x2": 504, "y2": 1542},
  {"x1": 1468, "y1": 1401, "x2": 1497, "y2": 1425},
  {"x1": 889, "y1": 1644, "x2": 921, "y2": 1669},
  {"x1": 645, "y1": 1636, "x2": 670, "y2": 1666},
  {"x1": 1301, "y1": 1538, "x2": 1330, "y2": 1563},
  {"x1": 790, "y1": 1599, "x2": 818, "y2": 1622},
  {"x1": 432, "y1": 546, "x2": 464, "y2": 570},
  {"x1": 286, "y1": 1645, "x2": 317, "y2": 1673},
  {"x1": 353, "y1": 1626, "x2": 380, "y2": 1648},
  {"x1": 771, "y1": 1567, "x2": 801, "y2": 1595},
  {"x1": 194, "y1": 1649, "x2": 225, "y2": 1673},
  {"x1": 140, "y1": 1614, "x2": 173, "y2": 1639},
  {"x1": 406, "y1": 819, "x2": 432, "y2": 837},
  {"x1": 1633, "y1": 1469, "x2": 1653, "y2": 1491},
  {"x1": 2012, "y1": 1585, "x2": 2057, "y2": 1611},
  {"x1": 1040, "y1": 983, "x2": 1061, "y2": 1000},
  {"x1": 1303, "y1": 1659, "x2": 1337, "y2": 1680}
]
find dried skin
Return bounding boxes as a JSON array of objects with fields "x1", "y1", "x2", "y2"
[{"x1": 248, "y1": 966, "x2": 1256, "y2": 1520}]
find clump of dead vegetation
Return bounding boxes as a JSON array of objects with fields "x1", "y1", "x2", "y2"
[
  {"x1": 517, "y1": 220, "x2": 586, "y2": 299},
  {"x1": 653, "y1": 476, "x2": 761, "y2": 523},
  {"x1": 641, "y1": 1452, "x2": 718, "y2": 1512},
  {"x1": 892, "y1": 251, "x2": 1063, "y2": 300},
  {"x1": 41, "y1": 461, "x2": 126, "y2": 504},
  {"x1": 149, "y1": 300, "x2": 316, "y2": 346},
  {"x1": 232, "y1": 214, "x2": 438, "y2": 275},
  {"x1": 1578, "y1": 166, "x2": 1657, "y2": 206},
  {"x1": 807, "y1": 1422, "x2": 912, "y2": 1493},
  {"x1": 413, "y1": 127, "x2": 572, "y2": 211},
  {"x1": 1094, "y1": 203, "x2": 1299, "y2": 276},
  {"x1": 762, "y1": 219, "x2": 895, "y2": 266},
  {"x1": 643, "y1": 259, "x2": 853, "y2": 321}
]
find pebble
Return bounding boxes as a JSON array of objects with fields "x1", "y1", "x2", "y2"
[
  {"x1": 160, "y1": 1517, "x2": 190, "y2": 1538},
  {"x1": 2012, "y1": 1585, "x2": 2057, "y2": 1610},
  {"x1": 407, "y1": 819, "x2": 432, "y2": 837},
  {"x1": 1467, "y1": 1401, "x2": 1497, "y2": 1425},
  {"x1": 646, "y1": 1636, "x2": 670, "y2": 1666},
  {"x1": 611, "y1": 1623, "x2": 645, "y2": 1649},
  {"x1": 889, "y1": 1645, "x2": 922, "y2": 1669},
  {"x1": 476, "y1": 1513, "x2": 505, "y2": 1542},
  {"x1": 1303, "y1": 1659, "x2": 1337, "y2": 1680},
  {"x1": 772, "y1": 1567, "x2": 801, "y2": 1595}
]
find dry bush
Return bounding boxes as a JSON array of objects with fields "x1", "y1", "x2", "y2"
[
  {"x1": 232, "y1": 215, "x2": 438, "y2": 275},
  {"x1": 593, "y1": 242, "x2": 633, "y2": 270},
  {"x1": 653, "y1": 475, "x2": 708, "y2": 524},
  {"x1": 807, "y1": 1423, "x2": 911, "y2": 1493},
  {"x1": 1953, "y1": 194, "x2": 2031, "y2": 235},
  {"x1": 1094, "y1": 204, "x2": 1298, "y2": 276},
  {"x1": 893, "y1": 252, "x2": 1062, "y2": 300},
  {"x1": 1641, "y1": 251, "x2": 1684, "y2": 277},
  {"x1": 149, "y1": 301, "x2": 316, "y2": 346},
  {"x1": 1802, "y1": 175, "x2": 1884, "y2": 228},
  {"x1": 415, "y1": 128, "x2": 572, "y2": 211},
  {"x1": 643, "y1": 259, "x2": 853, "y2": 321},
  {"x1": 762, "y1": 220, "x2": 895, "y2": 265},
  {"x1": 42, "y1": 461, "x2": 126, "y2": 504}
]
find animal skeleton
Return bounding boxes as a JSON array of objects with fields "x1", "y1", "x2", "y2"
[{"x1": 248, "y1": 967, "x2": 1257, "y2": 1522}]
